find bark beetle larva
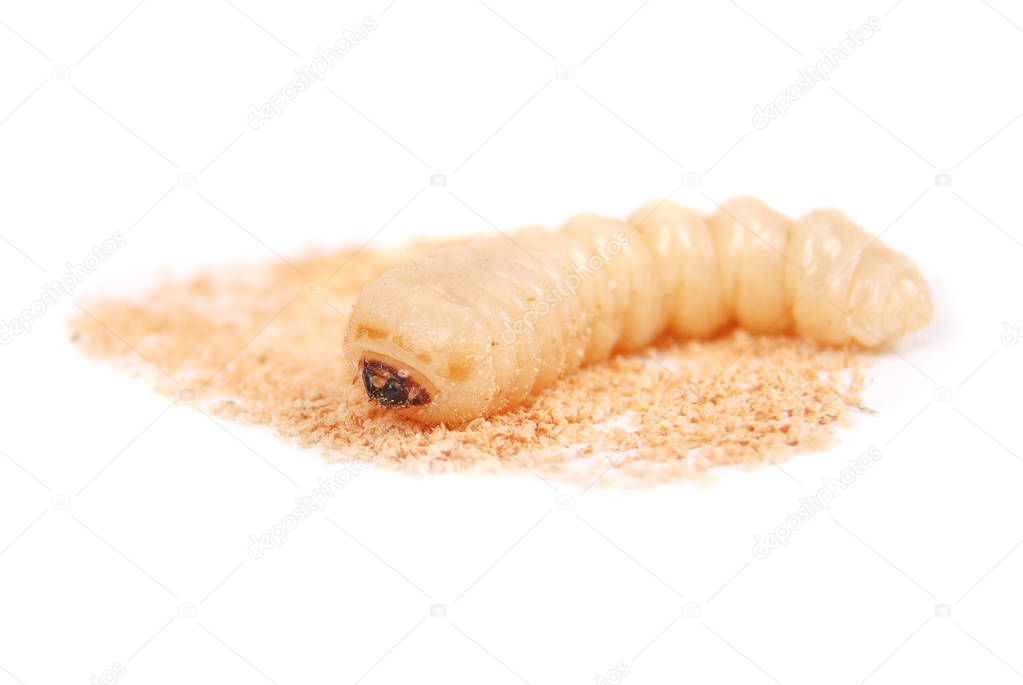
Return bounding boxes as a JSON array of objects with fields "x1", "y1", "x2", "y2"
[{"x1": 342, "y1": 198, "x2": 933, "y2": 425}]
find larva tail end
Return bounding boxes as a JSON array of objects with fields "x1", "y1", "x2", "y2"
[
  {"x1": 884, "y1": 273, "x2": 933, "y2": 341},
  {"x1": 360, "y1": 359, "x2": 431, "y2": 408}
]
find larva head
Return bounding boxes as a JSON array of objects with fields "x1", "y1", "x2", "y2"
[{"x1": 343, "y1": 267, "x2": 499, "y2": 424}]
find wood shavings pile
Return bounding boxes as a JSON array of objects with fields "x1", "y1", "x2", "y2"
[{"x1": 69, "y1": 244, "x2": 866, "y2": 484}]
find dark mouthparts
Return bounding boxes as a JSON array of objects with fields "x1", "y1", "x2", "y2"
[{"x1": 361, "y1": 359, "x2": 430, "y2": 407}]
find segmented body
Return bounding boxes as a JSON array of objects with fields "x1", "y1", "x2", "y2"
[{"x1": 344, "y1": 198, "x2": 932, "y2": 424}]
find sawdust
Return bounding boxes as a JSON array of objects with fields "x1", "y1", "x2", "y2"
[{"x1": 69, "y1": 244, "x2": 866, "y2": 485}]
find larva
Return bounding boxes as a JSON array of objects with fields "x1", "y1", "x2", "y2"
[{"x1": 343, "y1": 198, "x2": 932, "y2": 424}]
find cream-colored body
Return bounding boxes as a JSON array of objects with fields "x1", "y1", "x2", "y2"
[{"x1": 344, "y1": 198, "x2": 932, "y2": 424}]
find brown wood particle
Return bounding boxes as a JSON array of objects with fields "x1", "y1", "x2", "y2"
[{"x1": 69, "y1": 244, "x2": 867, "y2": 484}]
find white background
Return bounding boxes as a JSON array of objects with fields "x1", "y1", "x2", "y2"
[{"x1": 2, "y1": 1, "x2": 1022, "y2": 683}]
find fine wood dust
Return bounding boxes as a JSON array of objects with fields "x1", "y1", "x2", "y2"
[{"x1": 69, "y1": 245, "x2": 866, "y2": 484}]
